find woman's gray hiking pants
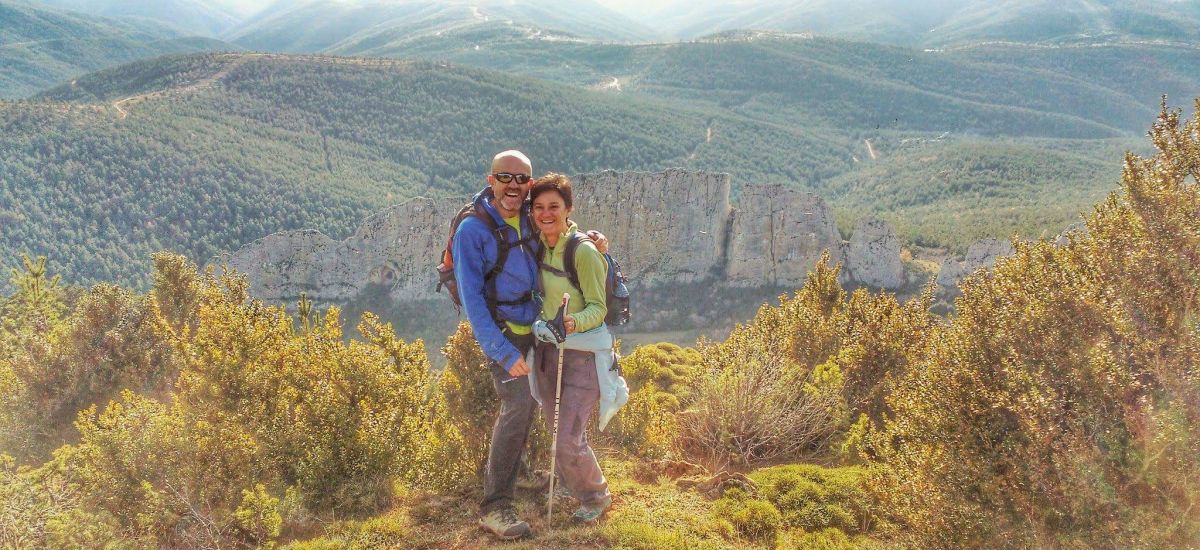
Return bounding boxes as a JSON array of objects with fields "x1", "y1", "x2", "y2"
[{"x1": 534, "y1": 342, "x2": 611, "y2": 508}]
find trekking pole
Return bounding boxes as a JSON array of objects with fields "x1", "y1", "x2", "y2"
[{"x1": 547, "y1": 292, "x2": 570, "y2": 524}]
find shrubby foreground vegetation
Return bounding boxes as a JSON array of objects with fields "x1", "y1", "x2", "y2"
[{"x1": 2, "y1": 102, "x2": 1199, "y2": 547}]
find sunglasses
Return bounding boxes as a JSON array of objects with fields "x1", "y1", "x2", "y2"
[{"x1": 493, "y1": 172, "x2": 532, "y2": 185}]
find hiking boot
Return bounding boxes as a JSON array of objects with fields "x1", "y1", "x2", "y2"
[
  {"x1": 515, "y1": 469, "x2": 550, "y2": 491},
  {"x1": 550, "y1": 480, "x2": 573, "y2": 506},
  {"x1": 479, "y1": 508, "x2": 531, "y2": 540},
  {"x1": 571, "y1": 495, "x2": 612, "y2": 524}
]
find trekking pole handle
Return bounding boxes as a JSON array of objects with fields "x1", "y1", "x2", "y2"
[{"x1": 561, "y1": 292, "x2": 570, "y2": 333}]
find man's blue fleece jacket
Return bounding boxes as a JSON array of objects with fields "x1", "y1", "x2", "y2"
[{"x1": 451, "y1": 188, "x2": 541, "y2": 371}]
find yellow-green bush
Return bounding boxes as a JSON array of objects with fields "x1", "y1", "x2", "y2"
[
  {"x1": 678, "y1": 256, "x2": 934, "y2": 470},
  {"x1": 0, "y1": 255, "x2": 475, "y2": 547},
  {"x1": 781, "y1": 528, "x2": 858, "y2": 550},
  {"x1": 712, "y1": 487, "x2": 783, "y2": 543},
  {"x1": 749, "y1": 464, "x2": 875, "y2": 534},
  {"x1": 437, "y1": 321, "x2": 553, "y2": 481},
  {"x1": 875, "y1": 100, "x2": 1200, "y2": 547},
  {"x1": 438, "y1": 322, "x2": 498, "y2": 476},
  {"x1": 600, "y1": 343, "x2": 700, "y2": 458},
  {"x1": 0, "y1": 255, "x2": 180, "y2": 464},
  {"x1": 0, "y1": 452, "x2": 119, "y2": 549},
  {"x1": 619, "y1": 342, "x2": 701, "y2": 405}
]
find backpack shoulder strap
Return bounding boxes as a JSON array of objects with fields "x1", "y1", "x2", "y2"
[
  {"x1": 468, "y1": 208, "x2": 508, "y2": 279},
  {"x1": 562, "y1": 234, "x2": 588, "y2": 294}
]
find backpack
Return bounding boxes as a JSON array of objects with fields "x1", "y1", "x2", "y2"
[
  {"x1": 537, "y1": 233, "x2": 631, "y2": 327},
  {"x1": 435, "y1": 200, "x2": 536, "y2": 326}
]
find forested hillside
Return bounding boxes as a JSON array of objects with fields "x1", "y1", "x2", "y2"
[
  {"x1": 6, "y1": 31, "x2": 1185, "y2": 287},
  {"x1": 9, "y1": 25, "x2": 1191, "y2": 288},
  {"x1": 0, "y1": 0, "x2": 233, "y2": 98},
  {"x1": 5, "y1": 53, "x2": 852, "y2": 289},
  {"x1": 346, "y1": 27, "x2": 1200, "y2": 136}
]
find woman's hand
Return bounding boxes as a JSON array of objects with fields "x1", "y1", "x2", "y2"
[
  {"x1": 585, "y1": 230, "x2": 609, "y2": 254},
  {"x1": 564, "y1": 315, "x2": 577, "y2": 334}
]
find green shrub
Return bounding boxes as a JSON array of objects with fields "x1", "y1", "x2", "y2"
[
  {"x1": 678, "y1": 255, "x2": 934, "y2": 470},
  {"x1": 600, "y1": 520, "x2": 701, "y2": 550},
  {"x1": 600, "y1": 342, "x2": 701, "y2": 458},
  {"x1": 0, "y1": 452, "x2": 119, "y2": 549},
  {"x1": 437, "y1": 322, "x2": 498, "y2": 477},
  {"x1": 750, "y1": 464, "x2": 874, "y2": 534},
  {"x1": 781, "y1": 528, "x2": 857, "y2": 550},
  {"x1": 713, "y1": 488, "x2": 783, "y2": 543},
  {"x1": 875, "y1": 100, "x2": 1200, "y2": 547},
  {"x1": 17, "y1": 256, "x2": 473, "y2": 546}
]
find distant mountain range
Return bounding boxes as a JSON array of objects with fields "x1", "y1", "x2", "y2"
[
  {"x1": 27, "y1": 0, "x2": 242, "y2": 35},
  {"x1": 642, "y1": 0, "x2": 1200, "y2": 45},
  {"x1": 12, "y1": 0, "x2": 1200, "y2": 47},
  {"x1": 224, "y1": 0, "x2": 659, "y2": 51},
  {"x1": 0, "y1": 0, "x2": 234, "y2": 97}
]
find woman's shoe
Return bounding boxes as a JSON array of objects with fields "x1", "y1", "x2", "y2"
[{"x1": 571, "y1": 495, "x2": 612, "y2": 524}]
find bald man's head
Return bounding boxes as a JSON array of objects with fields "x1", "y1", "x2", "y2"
[
  {"x1": 491, "y1": 150, "x2": 532, "y2": 175},
  {"x1": 488, "y1": 150, "x2": 533, "y2": 218}
]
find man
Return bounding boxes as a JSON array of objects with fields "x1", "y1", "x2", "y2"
[{"x1": 452, "y1": 150, "x2": 545, "y2": 540}]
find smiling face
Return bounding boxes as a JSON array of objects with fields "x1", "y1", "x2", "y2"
[
  {"x1": 488, "y1": 153, "x2": 532, "y2": 218},
  {"x1": 531, "y1": 188, "x2": 571, "y2": 237}
]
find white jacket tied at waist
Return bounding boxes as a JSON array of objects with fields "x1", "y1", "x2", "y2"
[{"x1": 528, "y1": 323, "x2": 629, "y2": 431}]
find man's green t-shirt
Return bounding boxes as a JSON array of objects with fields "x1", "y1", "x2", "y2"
[{"x1": 503, "y1": 215, "x2": 532, "y2": 336}]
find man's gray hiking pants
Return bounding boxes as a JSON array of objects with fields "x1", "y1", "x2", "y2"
[{"x1": 479, "y1": 331, "x2": 537, "y2": 515}]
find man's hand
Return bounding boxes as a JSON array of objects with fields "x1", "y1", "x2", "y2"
[
  {"x1": 564, "y1": 315, "x2": 577, "y2": 335},
  {"x1": 585, "y1": 230, "x2": 609, "y2": 254},
  {"x1": 508, "y1": 357, "x2": 530, "y2": 377}
]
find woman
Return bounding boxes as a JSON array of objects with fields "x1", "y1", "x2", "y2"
[{"x1": 529, "y1": 173, "x2": 613, "y2": 523}]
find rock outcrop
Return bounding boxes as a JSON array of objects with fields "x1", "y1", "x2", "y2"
[
  {"x1": 1055, "y1": 221, "x2": 1088, "y2": 246},
  {"x1": 845, "y1": 217, "x2": 903, "y2": 289},
  {"x1": 725, "y1": 185, "x2": 842, "y2": 287},
  {"x1": 220, "y1": 169, "x2": 902, "y2": 305},
  {"x1": 936, "y1": 238, "x2": 1015, "y2": 289},
  {"x1": 224, "y1": 197, "x2": 463, "y2": 302}
]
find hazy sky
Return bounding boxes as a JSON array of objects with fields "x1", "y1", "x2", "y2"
[{"x1": 592, "y1": 0, "x2": 677, "y2": 17}]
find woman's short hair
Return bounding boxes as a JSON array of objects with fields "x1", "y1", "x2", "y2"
[{"x1": 530, "y1": 173, "x2": 573, "y2": 209}]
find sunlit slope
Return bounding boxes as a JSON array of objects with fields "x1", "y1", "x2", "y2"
[
  {"x1": 821, "y1": 138, "x2": 1141, "y2": 251},
  {"x1": 353, "y1": 29, "x2": 1196, "y2": 138},
  {"x1": 27, "y1": 0, "x2": 241, "y2": 36},
  {"x1": 225, "y1": 0, "x2": 658, "y2": 52},
  {"x1": 12, "y1": 53, "x2": 846, "y2": 288}
]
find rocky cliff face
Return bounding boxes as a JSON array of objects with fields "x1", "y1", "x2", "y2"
[
  {"x1": 569, "y1": 170, "x2": 732, "y2": 285},
  {"x1": 726, "y1": 184, "x2": 844, "y2": 288},
  {"x1": 935, "y1": 238, "x2": 1016, "y2": 289},
  {"x1": 845, "y1": 217, "x2": 903, "y2": 289},
  {"x1": 221, "y1": 169, "x2": 1010, "y2": 307}
]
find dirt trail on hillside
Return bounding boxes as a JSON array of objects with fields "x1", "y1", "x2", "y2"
[
  {"x1": 110, "y1": 53, "x2": 418, "y2": 119},
  {"x1": 112, "y1": 53, "x2": 255, "y2": 119}
]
